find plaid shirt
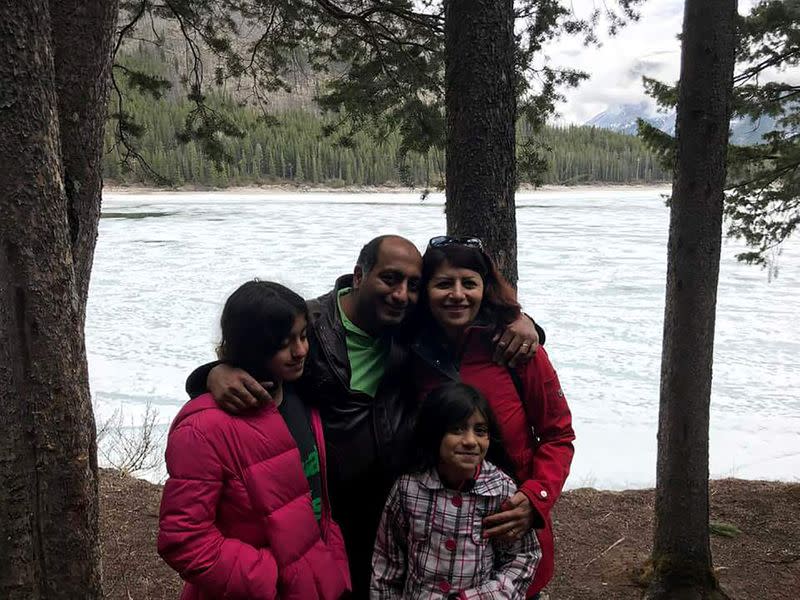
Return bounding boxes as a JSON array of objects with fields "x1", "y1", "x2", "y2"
[{"x1": 371, "y1": 461, "x2": 541, "y2": 600}]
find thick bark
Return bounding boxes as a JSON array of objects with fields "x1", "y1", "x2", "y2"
[
  {"x1": 0, "y1": 1, "x2": 116, "y2": 598},
  {"x1": 444, "y1": 0, "x2": 518, "y2": 284},
  {"x1": 647, "y1": 1, "x2": 738, "y2": 599},
  {"x1": 50, "y1": 0, "x2": 118, "y2": 325}
]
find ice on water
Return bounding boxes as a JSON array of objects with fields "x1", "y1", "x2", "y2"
[{"x1": 88, "y1": 188, "x2": 800, "y2": 487}]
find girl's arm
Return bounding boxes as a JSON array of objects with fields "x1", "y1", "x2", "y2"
[
  {"x1": 157, "y1": 423, "x2": 279, "y2": 600},
  {"x1": 458, "y1": 530, "x2": 542, "y2": 600},
  {"x1": 517, "y1": 346, "x2": 575, "y2": 527},
  {"x1": 370, "y1": 481, "x2": 408, "y2": 600}
]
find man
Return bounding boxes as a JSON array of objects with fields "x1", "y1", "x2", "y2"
[{"x1": 186, "y1": 235, "x2": 541, "y2": 598}]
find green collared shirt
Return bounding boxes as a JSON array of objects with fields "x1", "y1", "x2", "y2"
[{"x1": 336, "y1": 287, "x2": 389, "y2": 398}]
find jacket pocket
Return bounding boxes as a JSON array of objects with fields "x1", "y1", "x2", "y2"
[{"x1": 470, "y1": 510, "x2": 491, "y2": 547}]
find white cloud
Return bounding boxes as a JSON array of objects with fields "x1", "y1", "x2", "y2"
[{"x1": 543, "y1": 0, "x2": 760, "y2": 124}]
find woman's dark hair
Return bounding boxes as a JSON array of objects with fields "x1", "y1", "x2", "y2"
[
  {"x1": 412, "y1": 382, "x2": 504, "y2": 473},
  {"x1": 217, "y1": 280, "x2": 308, "y2": 380},
  {"x1": 420, "y1": 244, "x2": 521, "y2": 327}
]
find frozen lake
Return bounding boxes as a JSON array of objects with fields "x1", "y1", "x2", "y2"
[{"x1": 88, "y1": 187, "x2": 800, "y2": 488}]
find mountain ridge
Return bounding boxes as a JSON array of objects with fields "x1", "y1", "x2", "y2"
[{"x1": 584, "y1": 102, "x2": 777, "y2": 145}]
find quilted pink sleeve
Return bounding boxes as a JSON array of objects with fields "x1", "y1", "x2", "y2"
[{"x1": 157, "y1": 422, "x2": 279, "y2": 600}]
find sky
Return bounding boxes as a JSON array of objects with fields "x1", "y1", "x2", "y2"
[{"x1": 547, "y1": 0, "x2": 759, "y2": 124}]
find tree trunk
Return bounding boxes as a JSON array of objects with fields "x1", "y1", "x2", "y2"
[
  {"x1": 444, "y1": 0, "x2": 518, "y2": 284},
  {"x1": 0, "y1": 1, "x2": 117, "y2": 598},
  {"x1": 50, "y1": 0, "x2": 119, "y2": 325},
  {"x1": 647, "y1": 1, "x2": 738, "y2": 599}
]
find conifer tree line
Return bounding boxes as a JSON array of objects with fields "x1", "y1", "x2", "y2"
[
  {"x1": 105, "y1": 45, "x2": 669, "y2": 188},
  {"x1": 639, "y1": 0, "x2": 800, "y2": 268}
]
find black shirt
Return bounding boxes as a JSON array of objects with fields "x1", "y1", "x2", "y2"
[{"x1": 278, "y1": 384, "x2": 323, "y2": 520}]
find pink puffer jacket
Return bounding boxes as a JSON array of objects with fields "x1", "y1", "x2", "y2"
[{"x1": 157, "y1": 393, "x2": 351, "y2": 600}]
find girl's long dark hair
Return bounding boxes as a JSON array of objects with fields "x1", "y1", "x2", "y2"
[
  {"x1": 217, "y1": 280, "x2": 307, "y2": 380},
  {"x1": 419, "y1": 244, "x2": 521, "y2": 328},
  {"x1": 411, "y1": 382, "x2": 507, "y2": 474}
]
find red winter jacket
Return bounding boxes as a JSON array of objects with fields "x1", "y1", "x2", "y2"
[
  {"x1": 157, "y1": 393, "x2": 351, "y2": 600},
  {"x1": 413, "y1": 327, "x2": 575, "y2": 596}
]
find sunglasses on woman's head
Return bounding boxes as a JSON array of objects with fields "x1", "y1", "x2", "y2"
[{"x1": 427, "y1": 235, "x2": 484, "y2": 250}]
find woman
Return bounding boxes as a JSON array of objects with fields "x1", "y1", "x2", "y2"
[
  {"x1": 411, "y1": 236, "x2": 575, "y2": 598},
  {"x1": 158, "y1": 280, "x2": 350, "y2": 600}
]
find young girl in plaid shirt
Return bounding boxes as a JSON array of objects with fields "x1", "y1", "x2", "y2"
[{"x1": 371, "y1": 383, "x2": 541, "y2": 599}]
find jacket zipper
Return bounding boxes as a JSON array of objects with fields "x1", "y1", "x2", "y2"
[{"x1": 311, "y1": 409, "x2": 333, "y2": 540}]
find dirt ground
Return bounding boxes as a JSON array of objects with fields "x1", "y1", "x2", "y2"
[{"x1": 99, "y1": 471, "x2": 799, "y2": 599}]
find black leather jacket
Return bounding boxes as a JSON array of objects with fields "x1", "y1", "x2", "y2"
[
  {"x1": 302, "y1": 275, "x2": 418, "y2": 597},
  {"x1": 301, "y1": 274, "x2": 416, "y2": 488}
]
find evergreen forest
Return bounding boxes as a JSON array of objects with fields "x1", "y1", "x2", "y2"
[{"x1": 105, "y1": 44, "x2": 670, "y2": 189}]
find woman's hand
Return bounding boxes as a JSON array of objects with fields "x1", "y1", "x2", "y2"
[
  {"x1": 482, "y1": 491, "x2": 537, "y2": 542},
  {"x1": 492, "y1": 314, "x2": 539, "y2": 366}
]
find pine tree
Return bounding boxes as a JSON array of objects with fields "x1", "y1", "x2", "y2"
[
  {"x1": 445, "y1": 0, "x2": 518, "y2": 283},
  {"x1": 251, "y1": 143, "x2": 263, "y2": 178},
  {"x1": 0, "y1": 1, "x2": 115, "y2": 597},
  {"x1": 639, "y1": 0, "x2": 799, "y2": 270},
  {"x1": 646, "y1": 0, "x2": 737, "y2": 598}
]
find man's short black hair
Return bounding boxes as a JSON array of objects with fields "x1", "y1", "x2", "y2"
[{"x1": 356, "y1": 235, "x2": 393, "y2": 274}]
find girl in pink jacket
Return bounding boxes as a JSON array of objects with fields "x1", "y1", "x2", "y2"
[{"x1": 158, "y1": 280, "x2": 350, "y2": 600}]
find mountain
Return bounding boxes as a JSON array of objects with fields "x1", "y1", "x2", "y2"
[
  {"x1": 729, "y1": 115, "x2": 780, "y2": 145},
  {"x1": 585, "y1": 102, "x2": 778, "y2": 145},
  {"x1": 584, "y1": 102, "x2": 675, "y2": 136}
]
